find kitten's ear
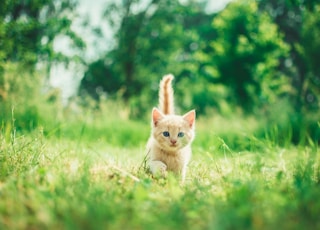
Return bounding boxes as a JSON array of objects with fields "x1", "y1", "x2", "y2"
[
  {"x1": 183, "y1": 110, "x2": 196, "y2": 128},
  {"x1": 152, "y1": 108, "x2": 164, "y2": 127}
]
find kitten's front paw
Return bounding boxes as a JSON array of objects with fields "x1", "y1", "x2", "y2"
[{"x1": 149, "y1": 161, "x2": 167, "y2": 178}]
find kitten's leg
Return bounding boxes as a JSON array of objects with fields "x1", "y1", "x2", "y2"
[{"x1": 149, "y1": 160, "x2": 167, "y2": 177}]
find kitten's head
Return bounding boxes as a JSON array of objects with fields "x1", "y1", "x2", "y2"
[{"x1": 151, "y1": 108, "x2": 196, "y2": 151}]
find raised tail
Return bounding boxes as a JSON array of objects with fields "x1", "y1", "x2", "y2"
[{"x1": 159, "y1": 74, "x2": 174, "y2": 115}]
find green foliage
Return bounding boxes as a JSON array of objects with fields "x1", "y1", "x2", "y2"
[
  {"x1": 1, "y1": 0, "x2": 319, "y2": 144},
  {"x1": 0, "y1": 63, "x2": 62, "y2": 134},
  {"x1": 297, "y1": 4, "x2": 320, "y2": 110},
  {"x1": 80, "y1": 0, "x2": 211, "y2": 115},
  {"x1": 79, "y1": 1, "x2": 281, "y2": 116},
  {"x1": 0, "y1": 0, "x2": 84, "y2": 72},
  {"x1": 0, "y1": 0, "x2": 86, "y2": 136},
  {"x1": 258, "y1": 0, "x2": 320, "y2": 111},
  {"x1": 201, "y1": 0, "x2": 290, "y2": 110},
  {"x1": 79, "y1": 59, "x2": 120, "y2": 100},
  {"x1": 79, "y1": 0, "x2": 319, "y2": 127}
]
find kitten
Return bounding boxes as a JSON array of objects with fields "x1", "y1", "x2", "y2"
[{"x1": 146, "y1": 74, "x2": 196, "y2": 182}]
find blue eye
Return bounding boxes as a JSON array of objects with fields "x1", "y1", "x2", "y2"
[
  {"x1": 163, "y1": 131, "x2": 170, "y2": 137},
  {"x1": 178, "y1": 132, "x2": 184, "y2": 138}
]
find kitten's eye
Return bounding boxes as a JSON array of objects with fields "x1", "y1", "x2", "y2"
[
  {"x1": 163, "y1": 131, "x2": 170, "y2": 137},
  {"x1": 178, "y1": 132, "x2": 184, "y2": 138}
]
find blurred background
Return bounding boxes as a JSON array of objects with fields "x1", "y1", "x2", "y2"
[{"x1": 0, "y1": 0, "x2": 319, "y2": 145}]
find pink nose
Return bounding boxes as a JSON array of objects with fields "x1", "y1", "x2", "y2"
[{"x1": 170, "y1": 139, "x2": 177, "y2": 144}]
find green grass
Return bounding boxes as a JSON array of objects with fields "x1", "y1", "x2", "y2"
[{"x1": 1, "y1": 115, "x2": 320, "y2": 230}]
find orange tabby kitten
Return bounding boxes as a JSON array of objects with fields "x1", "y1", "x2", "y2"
[{"x1": 146, "y1": 74, "x2": 196, "y2": 181}]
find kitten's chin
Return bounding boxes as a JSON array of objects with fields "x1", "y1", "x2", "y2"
[{"x1": 168, "y1": 144, "x2": 181, "y2": 150}]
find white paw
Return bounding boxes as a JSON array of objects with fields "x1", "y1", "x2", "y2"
[{"x1": 149, "y1": 161, "x2": 167, "y2": 177}]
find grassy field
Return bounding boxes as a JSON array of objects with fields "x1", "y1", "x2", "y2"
[{"x1": 0, "y1": 114, "x2": 319, "y2": 230}]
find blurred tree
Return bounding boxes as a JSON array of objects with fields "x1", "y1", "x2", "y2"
[
  {"x1": 0, "y1": 0, "x2": 85, "y2": 131},
  {"x1": 257, "y1": 0, "x2": 320, "y2": 111},
  {"x1": 0, "y1": 0, "x2": 85, "y2": 76},
  {"x1": 79, "y1": 59, "x2": 119, "y2": 100},
  {"x1": 198, "y1": 0, "x2": 290, "y2": 111},
  {"x1": 299, "y1": 5, "x2": 320, "y2": 111},
  {"x1": 79, "y1": 0, "x2": 319, "y2": 119},
  {"x1": 80, "y1": 0, "x2": 213, "y2": 115}
]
